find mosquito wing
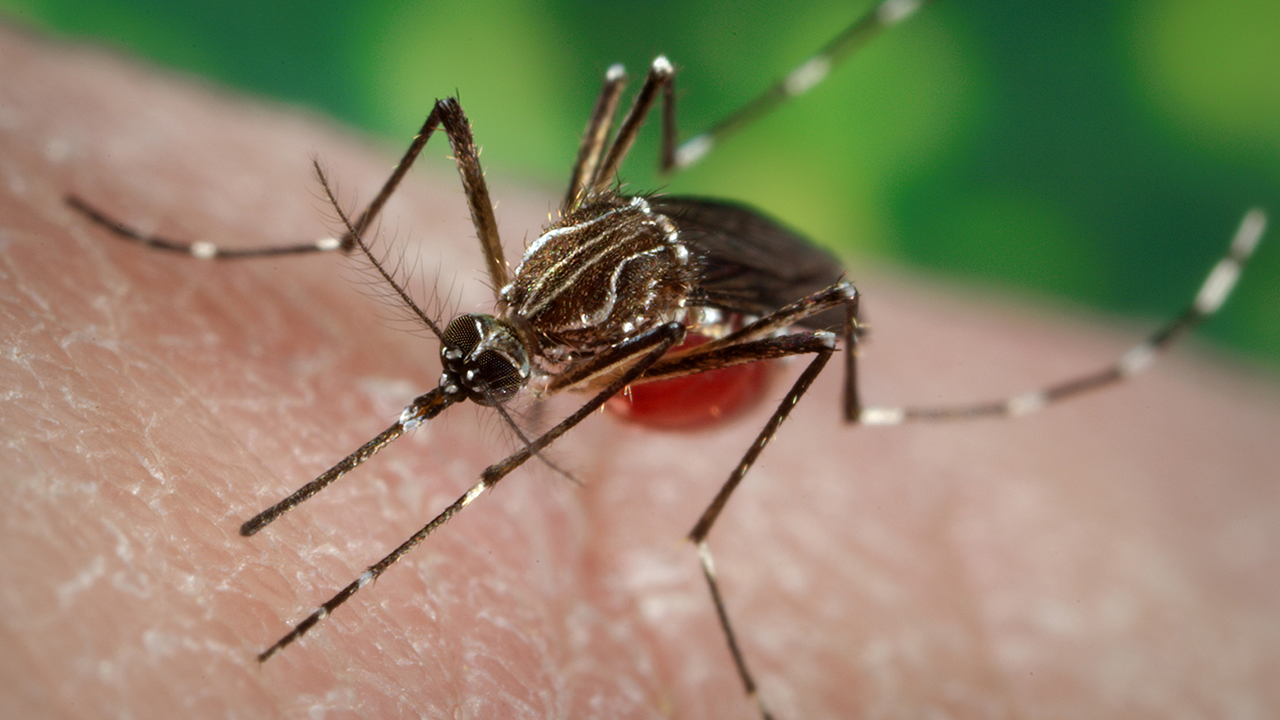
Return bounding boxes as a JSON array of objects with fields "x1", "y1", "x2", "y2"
[{"x1": 650, "y1": 197, "x2": 847, "y2": 330}]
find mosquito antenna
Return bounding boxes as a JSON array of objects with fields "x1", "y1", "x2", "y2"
[
  {"x1": 313, "y1": 159, "x2": 445, "y2": 339},
  {"x1": 487, "y1": 395, "x2": 582, "y2": 487}
]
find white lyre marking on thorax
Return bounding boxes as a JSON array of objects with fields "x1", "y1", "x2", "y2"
[
  {"x1": 517, "y1": 199, "x2": 637, "y2": 265},
  {"x1": 518, "y1": 198, "x2": 679, "y2": 329}
]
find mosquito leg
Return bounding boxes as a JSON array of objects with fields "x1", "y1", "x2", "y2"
[
  {"x1": 67, "y1": 97, "x2": 511, "y2": 295},
  {"x1": 585, "y1": 57, "x2": 675, "y2": 198},
  {"x1": 239, "y1": 389, "x2": 458, "y2": 536},
  {"x1": 564, "y1": 64, "x2": 629, "y2": 212},
  {"x1": 692, "y1": 282, "x2": 858, "y2": 352},
  {"x1": 635, "y1": 331, "x2": 836, "y2": 386},
  {"x1": 843, "y1": 293, "x2": 863, "y2": 421},
  {"x1": 239, "y1": 167, "x2": 456, "y2": 537},
  {"x1": 687, "y1": 342, "x2": 836, "y2": 720},
  {"x1": 676, "y1": 281, "x2": 864, "y2": 420},
  {"x1": 257, "y1": 321, "x2": 684, "y2": 661},
  {"x1": 667, "y1": 0, "x2": 934, "y2": 172},
  {"x1": 425, "y1": 98, "x2": 511, "y2": 294},
  {"x1": 64, "y1": 194, "x2": 345, "y2": 259},
  {"x1": 659, "y1": 57, "x2": 677, "y2": 173},
  {"x1": 64, "y1": 99, "x2": 467, "y2": 260},
  {"x1": 859, "y1": 209, "x2": 1268, "y2": 425},
  {"x1": 346, "y1": 97, "x2": 512, "y2": 294}
]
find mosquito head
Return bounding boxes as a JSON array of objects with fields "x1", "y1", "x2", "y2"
[{"x1": 439, "y1": 313, "x2": 532, "y2": 406}]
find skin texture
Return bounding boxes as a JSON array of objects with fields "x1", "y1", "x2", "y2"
[{"x1": 4, "y1": 22, "x2": 1280, "y2": 720}]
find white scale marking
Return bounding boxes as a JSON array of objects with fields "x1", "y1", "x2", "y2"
[
  {"x1": 523, "y1": 199, "x2": 675, "y2": 328},
  {"x1": 696, "y1": 541, "x2": 717, "y2": 576},
  {"x1": 1118, "y1": 342, "x2": 1157, "y2": 376},
  {"x1": 400, "y1": 403, "x2": 426, "y2": 429},
  {"x1": 460, "y1": 481, "x2": 486, "y2": 507},
  {"x1": 879, "y1": 0, "x2": 925, "y2": 25},
  {"x1": 785, "y1": 57, "x2": 831, "y2": 97},
  {"x1": 1006, "y1": 391, "x2": 1047, "y2": 416},
  {"x1": 674, "y1": 134, "x2": 714, "y2": 169},
  {"x1": 859, "y1": 407, "x2": 905, "y2": 425},
  {"x1": 1194, "y1": 209, "x2": 1265, "y2": 313},
  {"x1": 1195, "y1": 261, "x2": 1241, "y2": 315},
  {"x1": 518, "y1": 198, "x2": 638, "y2": 265}
]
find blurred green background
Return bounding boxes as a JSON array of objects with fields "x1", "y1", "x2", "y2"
[{"x1": 6, "y1": 0, "x2": 1279, "y2": 369}]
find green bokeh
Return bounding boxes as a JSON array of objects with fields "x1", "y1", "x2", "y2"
[{"x1": 6, "y1": 0, "x2": 1278, "y2": 369}]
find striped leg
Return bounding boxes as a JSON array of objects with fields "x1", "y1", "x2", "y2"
[
  {"x1": 64, "y1": 194, "x2": 344, "y2": 259},
  {"x1": 669, "y1": 0, "x2": 935, "y2": 171},
  {"x1": 563, "y1": 56, "x2": 676, "y2": 214},
  {"x1": 689, "y1": 344, "x2": 836, "y2": 720},
  {"x1": 566, "y1": 0, "x2": 935, "y2": 203},
  {"x1": 564, "y1": 64, "x2": 628, "y2": 211},
  {"x1": 676, "y1": 211, "x2": 1263, "y2": 720},
  {"x1": 66, "y1": 98, "x2": 512, "y2": 293},
  {"x1": 859, "y1": 209, "x2": 1267, "y2": 426}
]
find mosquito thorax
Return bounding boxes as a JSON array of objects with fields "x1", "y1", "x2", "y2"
[
  {"x1": 439, "y1": 313, "x2": 532, "y2": 406},
  {"x1": 499, "y1": 194, "x2": 694, "y2": 361}
]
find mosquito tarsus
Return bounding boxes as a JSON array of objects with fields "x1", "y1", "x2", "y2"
[{"x1": 65, "y1": 0, "x2": 1266, "y2": 718}]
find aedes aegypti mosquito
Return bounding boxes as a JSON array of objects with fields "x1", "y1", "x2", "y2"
[{"x1": 65, "y1": 0, "x2": 1267, "y2": 717}]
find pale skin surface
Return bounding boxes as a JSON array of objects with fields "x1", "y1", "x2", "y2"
[{"x1": 4, "y1": 23, "x2": 1280, "y2": 720}]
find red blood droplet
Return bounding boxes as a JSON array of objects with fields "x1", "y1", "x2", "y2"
[{"x1": 608, "y1": 333, "x2": 775, "y2": 430}]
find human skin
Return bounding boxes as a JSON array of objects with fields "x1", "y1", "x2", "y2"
[{"x1": 4, "y1": 23, "x2": 1280, "y2": 720}]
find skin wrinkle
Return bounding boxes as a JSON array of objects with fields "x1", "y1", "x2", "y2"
[{"x1": 3, "y1": 22, "x2": 1280, "y2": 720}]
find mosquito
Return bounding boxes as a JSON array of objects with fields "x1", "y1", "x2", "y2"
[{"x1": 65, "y1": 0, "x2": 1266, "y2": 717}]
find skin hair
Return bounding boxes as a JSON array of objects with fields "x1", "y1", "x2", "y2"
[{"x1": 4, "y1": 23, "x2": 1280, "y2": 720}]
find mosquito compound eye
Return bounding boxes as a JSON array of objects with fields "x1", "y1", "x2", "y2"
[
  {"x1": 468, "y1": 350, "x2": 526, "y2": 405},
  {"x1": 441, "y1": 315, "x2": 484, "y2": 356},
  {"x1": 440, "y1": 313, "x2": 532, "y2": 405}
]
